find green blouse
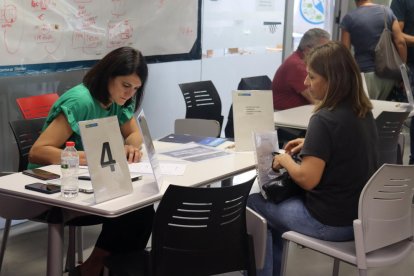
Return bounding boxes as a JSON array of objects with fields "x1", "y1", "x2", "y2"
[{"x1": 28, "y1": 84, "x2": 135, "y2": 169}]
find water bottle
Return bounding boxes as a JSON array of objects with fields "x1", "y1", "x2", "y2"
[{"x1": 61, "y1": 141, "x2": 79, "y2": 198}]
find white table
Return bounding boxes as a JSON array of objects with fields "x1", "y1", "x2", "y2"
[
  {"x1": 273, "y1": 100, "x2": 414, "y2": 130},
  {"x1": 0, "y1": 141, "x2": 255, "y2": 276}
]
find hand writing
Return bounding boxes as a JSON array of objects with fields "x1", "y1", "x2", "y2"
[{"x1": 124, "y1": 145, "x2": 142, "y2": 163}]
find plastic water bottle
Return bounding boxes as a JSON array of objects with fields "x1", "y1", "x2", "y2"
[{"x1": 61, "y1": 141, "x2": 79, "y2": 198}]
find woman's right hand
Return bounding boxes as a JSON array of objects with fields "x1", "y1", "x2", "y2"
[
  {"x1": 284, "y1": 138, "x2": 305, "y2": 155},
  {"x1": 78, "y1": 151, "x2": 88, "y2": 166}
]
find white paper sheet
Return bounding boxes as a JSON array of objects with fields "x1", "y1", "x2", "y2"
[{"x1": 129, "y1": 162, "x2": 186, "y2": 176}]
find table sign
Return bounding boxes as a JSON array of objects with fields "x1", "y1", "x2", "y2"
[
  {"x1": 136, "y1": 111, "x2": 163, "y2": 192},
  {"x1": 253, "y1": 131, "x2": 280, "y2": 199},
  {"x1": 232, "y1": 90, "x2": 275, "y2": 151},
  {"x1": 79, "y1": 116, "x2": 133, "y2": 203}
]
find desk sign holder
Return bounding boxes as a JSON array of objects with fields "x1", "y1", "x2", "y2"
[
  {"x1": 79, "y1": 116, "x2": 133, "y2": 203},
  {"x1": 253, "y1": 131, "x2": 280, "y2": 199},
  {"x1": 136, "y1": 111, "x2": 163, "y2": 193},
  {"x1": 232, "y1": 90, "x2": 275, "y2": 151}
]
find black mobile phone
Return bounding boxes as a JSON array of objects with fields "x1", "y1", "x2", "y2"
[
  {"x1": 22, "y1": 169, "x2": 60, "y2": 181},
  {"x1": 25, "y1": 182, "x2": 61, "y2": 194},
  {"x1": 78, "y1": 175, "x2": 142, "y2": 182}
]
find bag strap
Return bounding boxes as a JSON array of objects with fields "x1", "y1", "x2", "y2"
[{"x1": 382, "y1": 5, "x2": 388, "y2": 30}]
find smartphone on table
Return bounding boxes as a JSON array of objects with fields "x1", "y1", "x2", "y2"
[
  {"x1": 22, "y1": 169, "x2": 60, "y2": 181},
  {"x1": 25, "y1": 183, "x2": 61, "y2": 194},
  {"x1": 78, "y1": 174, "x2": 142, "y2": 182}
]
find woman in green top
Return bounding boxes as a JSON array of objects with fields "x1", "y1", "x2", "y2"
[{"x1": 29, "y1": 47, "x2": 154, "y2": 276}]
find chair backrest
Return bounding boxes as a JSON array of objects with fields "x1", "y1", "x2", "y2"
[
  {"x1": 238, "y1": 75, "x2": 272, "y2": 91},
  {"x1": 9, "y1": 118, "x2": 46, "y2": 171},
  {"x1": 375, "y1": 111, "x2": 409, "y2": 165},
  {"x1": 178, "y1": 80, "x2": 224, "y2": 129},
  {"x1": 397, "y1": 133, "x2": 405, "y2": 165},
  {"x1": 246, "y1": 206, "x2": 267, "y2": 270},
  {"x1": 16, "y1": 93, "x2": 59, "y2": 119},
  {"x1": 225, "y1": 75, "x2": 272, "y2": 138},
  {"x1": 150, "y1": 178, "x2": 256, "y2": 276},
  {"x1": 357, "y1": 164, "x2": 414, "y2": 254},
  {"x1": 174, "y1": 118, "x2": 221, "y2": 137}
]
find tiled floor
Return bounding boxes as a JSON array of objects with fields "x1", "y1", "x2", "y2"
[
  {"x1": 1, "y1": 217, "x2": 414, "y2": 276},
  {"x1": 0, "y1": 126, "x2": 413, "y2": 275}
]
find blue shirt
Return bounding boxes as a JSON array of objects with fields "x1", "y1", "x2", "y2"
[{"x1": 340, "y1": 5, "x2": 396, "y2": 72}]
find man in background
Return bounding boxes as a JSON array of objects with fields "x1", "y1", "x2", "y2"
[
  {"x1": 391, "y1": 0, "x2": 414, "y2": 164},
  {"x1": 272, "y1": 28, "x2": 330, "y2": 110}
]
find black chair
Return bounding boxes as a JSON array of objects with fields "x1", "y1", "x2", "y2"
[
  {"x1": 225, "y1": 75, "x2": 272, "y2": 138},
  {"x1": 375, "y1": 111, "x2": 409, "y2": 165},
  {"x1": 9, "y1": 118, "x2": 46, "y2": 172},
  {"x1": 179, "y1": 80, "x2": 224, "y2": 135},
  {"x1": 0, "y1": 118, "x2": 48, "y2": 272},
  {"x1": 104, "y1": 177, "x2": 257, "y2": 276},
  {"x1": 4, "y1": 118, "x2": 84, "y2": 272}
]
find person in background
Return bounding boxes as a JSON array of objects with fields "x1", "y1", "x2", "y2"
[
  {"x1": 29, "y1": 47, "x2": 154, "y2": 276},
  {"x1": 248, "y1": 42, "x2": 379, "y2": 276},
  {"x1": 340, "y1": 0, "x2": 406, "y2": 100},
  {"x1": 391, "y1": 0, "x2": 414, "y2": 164},
  {"x1": 272, "y1": 28, "x2": 330, "y2": 111}
]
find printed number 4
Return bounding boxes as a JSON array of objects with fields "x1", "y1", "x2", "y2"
[{"x1": 101, "y1": 142, "x2": 116, "y2": 172}]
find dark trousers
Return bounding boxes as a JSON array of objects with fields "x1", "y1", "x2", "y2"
[{"x1": 69, "y1": 205, "x2": 155, "y2": 254}]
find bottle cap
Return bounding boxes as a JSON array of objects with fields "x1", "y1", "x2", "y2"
[{"x1": 66, "y1": 141, "x2": 75, "y2": 147}]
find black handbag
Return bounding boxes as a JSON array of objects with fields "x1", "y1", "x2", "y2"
[{"x1": 262, "y1": 171, "x2": 303, "y2": 204}]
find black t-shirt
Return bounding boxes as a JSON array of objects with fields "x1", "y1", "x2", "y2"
[{"x1": 300, "y1": 102, "x2": 379, "y2": 226}]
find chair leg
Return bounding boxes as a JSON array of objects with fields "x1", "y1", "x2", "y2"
[
  {"x1": 221, "y1": 177, "x2": 233, "y2": 187},
  {"x1": 102, "y1": 266, "x2": 110, "y2": 276},
  {"x1": 280, "y1": 239, "x2": 290, "y2": 276},
  {"x1": 0, "y1": 219, "x2": 12, "y2": 273},
  {"x1": 332, "y1": 259, "x2": 340, "y2": 276},
  {"x1": 247, "y1": 235, "x2": 256, "y2": 276},
  {"x1": 358, "y1": 268, "x2": 368, "y2": 276},
  {"x1": 76, "y1": 226, "x2": 84, "y2": 264},
  {"x1": 65, "y1": 226, "x2": 77, "y2": 272}
]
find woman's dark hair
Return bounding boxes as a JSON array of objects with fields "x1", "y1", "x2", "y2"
[
  {"x1": 83, "y1": 47, "x2": 148, "y2": 112},
  {"x1": 306, "y1": 41, "x2": 372, "y2": 117}
]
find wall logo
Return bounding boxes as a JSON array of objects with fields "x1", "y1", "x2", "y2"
[{"x1": 300, "y1": 0, "x2": 325, "y2": 25}]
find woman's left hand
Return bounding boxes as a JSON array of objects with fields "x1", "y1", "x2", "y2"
[{"x1": 124, "y1": 145, "x2": 142, "y2": 163}]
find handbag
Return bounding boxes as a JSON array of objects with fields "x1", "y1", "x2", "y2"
[
  {"x1": 374, "y1": 6, "x2": 402, "y2": 80},
  {"x1": 262, "y1": 171, "x2": 303, "y2": 204}
]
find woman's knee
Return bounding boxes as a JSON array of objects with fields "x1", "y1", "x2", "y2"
[{"x1": 247, "y1": 193, "x2": 265, "y2": 211}]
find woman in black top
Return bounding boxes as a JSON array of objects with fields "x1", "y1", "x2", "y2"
[{"x1": 248, "y1": 41, "x2": 379, "y2": 276}]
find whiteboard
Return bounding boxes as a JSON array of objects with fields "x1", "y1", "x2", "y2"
[{"x1": 0, "y1": 0, "x2": 198, "y2": 74}]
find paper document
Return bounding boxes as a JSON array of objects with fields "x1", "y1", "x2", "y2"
[
  {"x1": 160, "y1": 143, "x2": 230, "y2": 162},
  {"x1": 129, "y1": 162, "x2": 186, "y2": 176},
  {"x1": 158, "y1": 133, "x2": 227, "y2": 147}
]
